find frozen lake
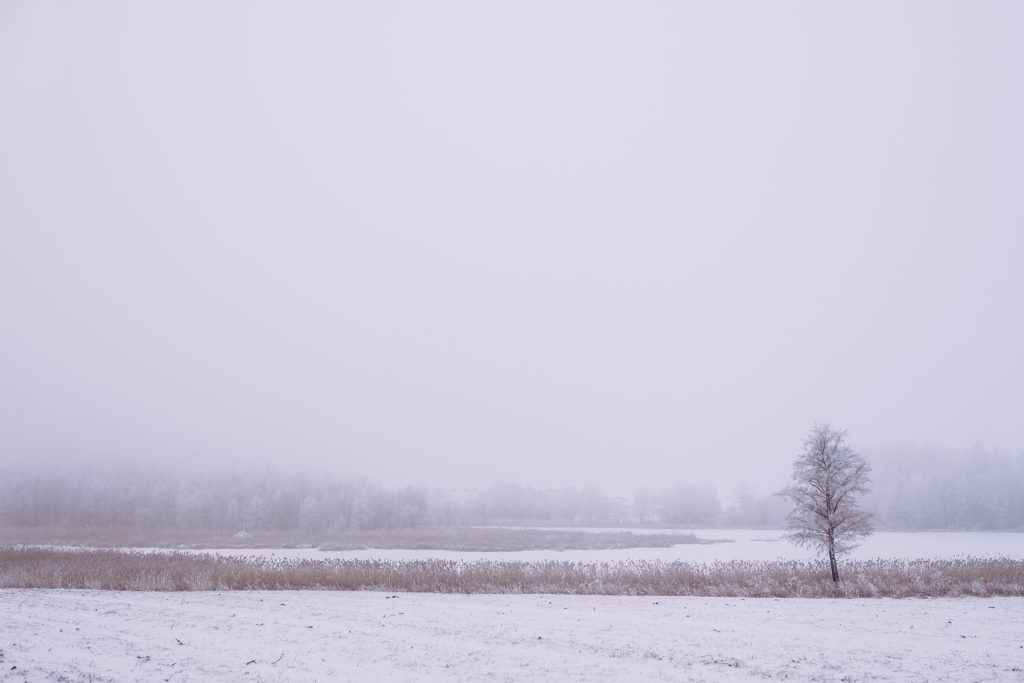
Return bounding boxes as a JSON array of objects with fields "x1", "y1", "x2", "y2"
[{"x1": 132, "y1": 529, "x2": 1024, "y2": 564}]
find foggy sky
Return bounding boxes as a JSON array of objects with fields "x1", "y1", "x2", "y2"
[{"x1": 1, "y1": 1, "x2": 1022, "y2": 495}]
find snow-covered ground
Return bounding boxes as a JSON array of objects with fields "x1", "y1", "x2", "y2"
[
  {"x1": 2, "y1": 589, "x2": 1021, "y2": 681},
  {"x1": 125, "y1": 529, "x2": 1024, "y2": 564}
]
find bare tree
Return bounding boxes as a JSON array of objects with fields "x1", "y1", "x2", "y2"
[{"x1": 780, "y1": 423, "x2": 873, "y2": 582}]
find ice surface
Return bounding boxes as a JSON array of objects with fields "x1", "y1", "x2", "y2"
[
  {"x1": 116, "y1": 529, "x2": 1024, "y2": 564},
  {"x1": 2, "y1": 589, "x2": 1022, "y2": 681}
]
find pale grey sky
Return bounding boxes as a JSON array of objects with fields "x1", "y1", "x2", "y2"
[{"x1": 1, "y1": 1, "x2": 1022, "y2": 494}]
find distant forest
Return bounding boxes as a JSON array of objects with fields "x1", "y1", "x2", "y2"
[{"x1": 1, "y1": 446, "x2": 1021, "y2": 532}]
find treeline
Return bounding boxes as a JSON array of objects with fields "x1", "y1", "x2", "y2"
[
  {"x1": 0, "y1": 469, "x2": 762, "y2": 532},
  {"x1": 864, "y1": 444, "x2": 1024, "y2": 530},
  {"x1": 1, "y1": 445, "x2": 1021, "y2": 532},
  {"x1": 0, "y1": 470, "x2": 446, "y2": 532}
]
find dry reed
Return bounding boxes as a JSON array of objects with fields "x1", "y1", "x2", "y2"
[
  {"x1": 0, "y1": 527, "x2": 710, "y2": 552},
  {"x1": 1, "y1": 547, "x2": 1021, "y2": 597}
]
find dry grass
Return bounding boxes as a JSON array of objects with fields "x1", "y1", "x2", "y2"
[
  {"x1": 0, "y1": 527, "x2": 710, "y2": 552},
  {"x1": 1, "y1": 547, "x2": 1022, "y2": 597}
]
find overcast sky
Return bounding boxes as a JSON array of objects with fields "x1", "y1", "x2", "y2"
[{"x1": 1, "y1": 1, "x2": 1022, "y2": 494}]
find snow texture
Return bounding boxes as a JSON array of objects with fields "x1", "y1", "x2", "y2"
[{"x1": 1, "y1": 589, "x2": 1022, "y2": 682}]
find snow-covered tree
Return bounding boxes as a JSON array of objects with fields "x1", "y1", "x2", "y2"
[{"x1": 780, "y1": 423, "x2": 873, "y2": 582}]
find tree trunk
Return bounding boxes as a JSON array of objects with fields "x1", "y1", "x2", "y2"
[{"x1": 828, "y1": 543, "x2": 839, "y2": 582}]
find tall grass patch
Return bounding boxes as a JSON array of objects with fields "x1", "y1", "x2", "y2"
[{"x1": 1, "y1": 548, "x2": 1022, "y2": 597}]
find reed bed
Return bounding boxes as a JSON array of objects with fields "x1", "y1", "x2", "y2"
[
  {"x1": 0, "y1": 527, "x2": 709, "y2": 551},
  {"x1": 1, "y1": 547, "x2": 1022, "y2": 597},
  {"x1": 316, "y1": 528, "x2": 711, "y2": 551}
]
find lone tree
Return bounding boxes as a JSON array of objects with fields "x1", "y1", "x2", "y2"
[{"x1": 780, "y1": 423, "x2": 873, "y2": 582}]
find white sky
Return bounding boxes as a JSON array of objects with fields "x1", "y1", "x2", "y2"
[{"x1": 1, "y1": 1, "x2": 1022, "y2": 494}]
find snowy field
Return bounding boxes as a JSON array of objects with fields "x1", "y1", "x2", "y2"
[
  {"x1": 2, "y1": 589, "x2": 1022, "y2": 682},
  {"x1": 128, "y1": 529, "x2": 1024, "y2": 564}
]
